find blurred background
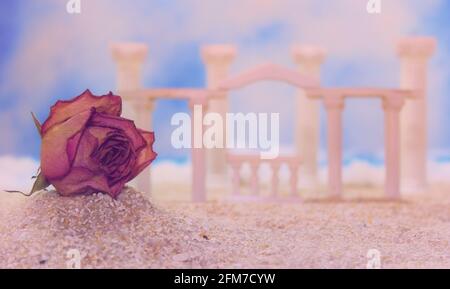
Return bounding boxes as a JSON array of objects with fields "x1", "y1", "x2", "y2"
[{"x1": 0, "y1": 0, "x2": 449, "y2": 192}]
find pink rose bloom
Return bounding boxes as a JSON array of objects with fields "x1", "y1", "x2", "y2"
[{"x1": 40, "y1": 90, "x2": 157, "y2": 198}]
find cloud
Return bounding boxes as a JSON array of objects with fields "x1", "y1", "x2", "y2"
[
  {"x1": 0, "y1": 155, "x2": 39, "y2": 192},
  {"x1": 0, "y1": 0, "x2": 444, "y2": 159},
  {"x1": 0, "y1": 111, "x2": 17, "y2": 153},
  {"x1": 151, "y1": 160, "x2": 191, "y2": 184},
  {"x1": 4, "y1": 0, "x2": 442, "y2": 92}
]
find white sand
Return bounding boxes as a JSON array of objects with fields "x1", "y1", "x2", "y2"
[{"x1": 1, "y1": 186, "x2": 450, "y2": 268}]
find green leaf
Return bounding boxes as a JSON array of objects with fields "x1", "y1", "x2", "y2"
[
  {"x1": 30, "y1": 172, "x2": 50, "y2": 194},
  {"x1": 31, "y1": 111, "x2": 42, "y2": 138},
  {"x1": 4, "y1": 171, "x2": 50, "y2": 197}
]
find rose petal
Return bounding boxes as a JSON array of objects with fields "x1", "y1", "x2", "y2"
[
  {"x1": 42, "y1": 90, "x2": 122, "y2": 134},
  {"x1": 89, "y1": 112, "x2": 146, "y2": 151},
  {"x1": 109, "y1": 181, "x2": 127, "y2": 198},
  {"x1": 73, "y1": 129, "x2": 100, "y2": 171},
  {"x1": 86, "y1": 126, "x2": 114, "y2": 143},
  {"x1": 130, "y1": 130, "x2": 157, "y2": 180},
  {"x1": 41, "y1": 109, "x2": 93, "y2": 181},
  {"x1": 51, "y1": 167, "x2": 110, "y2": 197},
  {"x1": 66, "y1": 130, "x2": 83, "y2": 164}
]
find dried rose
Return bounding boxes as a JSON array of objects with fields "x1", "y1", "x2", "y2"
[{"x1": 36, "y1": 90, "x2": 157, "y2": 198}]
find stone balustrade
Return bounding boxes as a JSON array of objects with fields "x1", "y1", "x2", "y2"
[{"x1": 227, "y1": 153, "x2": 302, "y2": 201}]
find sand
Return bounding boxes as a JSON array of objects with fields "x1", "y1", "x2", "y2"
[{"x1": 1, "y1": 185, "x2": 450, "y2": 268}]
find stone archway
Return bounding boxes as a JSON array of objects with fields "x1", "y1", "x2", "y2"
[
  {"x1": 111, "y1": 37, "x2": 436, "y2": 202},
  {"x1": 212, "y1": 63, "x2": 319, "y2": 201}
]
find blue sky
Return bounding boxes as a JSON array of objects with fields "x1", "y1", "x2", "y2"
[{"x1": 0, "y1": 0, "x2": 449, "y2": 164}]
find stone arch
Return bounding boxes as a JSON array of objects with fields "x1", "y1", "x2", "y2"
[{"x1": 217, "y1": 63, "x2": 319, "y2": 91}]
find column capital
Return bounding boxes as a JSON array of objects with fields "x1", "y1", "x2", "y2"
[
  {"x1": 201, "y1": 45, "x2": 237, "y2": 66},
  {"x1": 291, "y1": 45, "x2": 327, "y2": 66},
  {"x1": 111, "y1": 43, "x2": 148, "y2": 63},
  {"x1": 396, "y1": 37, "x2": 436, "y2": 60},
  {"x1": 188, "y1": 94, "x2": 209, "y2": 110},
  {"x1": 249, "y1": 158, "x2": 260, "y2": 168},
  {"x1": 323, "y1": 93, "x2": 345, "y2": 110},
  {"x1": 288, "y1": 163, "x2": 300, "y2": 173},
  {"x1": 383, "y1": 95, "x2": 405, "y2": 111},
  {"x1": 270, "y1": 161, "x2": 281, "y2": 171},
  {"x1": 132, "y1": 98, "x2": 155, "y2": 112},
  {"x1": 230, "y1": 159, "x2": 242, "y2": 169}
]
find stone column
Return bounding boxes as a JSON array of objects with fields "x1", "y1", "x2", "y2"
[
  {"x1": 383, "y1": 95, "x2": 405, "y2": 199},
  {"x1": 270, "y1": 162, "x2": 281, "y2": 198},
  {"x1": 201, "y1": 45, "x2": 237, "y2": 180},
  {"x1": 288, "y1": 160, "x2": 300, "y2": 198},
  {"x1": 292, "y1": 46, "x2": 326, "y2": 191},
  {"x1": 111, "y1": 43, "x2": 151, "y2": 194},
  {"x1": 324, "y1": 93, "x2": 345, "y2": 199},
  {"x1": 249, "y1": 159, "x2": 260, "y2": 196},
  {"x1": 397, "y1": 37, "x2": 436, "y2": 193},
  {"x1": 111, "y1": 43, "x2": 148, "y2": 123},
  {"x1": 111, "y1": 43, "x2": 148, "y2": 91},
  {"x1": 189, "y1": 97, "x2": 208, "y2": 202},
  {"x1": 132, "y1": 99, "x2": 155, "y2": 195},
  {"x1": 230, "y1": 160, "x2": 242, "y2": 196}
]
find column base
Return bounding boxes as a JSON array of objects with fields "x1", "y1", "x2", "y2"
[
  {"x1": 207, "y1": 172, "x2": 228, "y2": 189},
  {"x1": 298, "y1": 176, "x2": 320, "y2": 192},
  {"x1": 226, "y1": 194, "x2": 303, "y2": 203},
  {"x1": 401, "y1": 180, "x2": 427, "y2": 194}
]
